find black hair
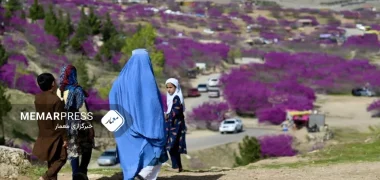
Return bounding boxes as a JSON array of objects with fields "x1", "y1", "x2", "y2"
[{"x1": 37, "y1": 73, "x2": 55, "y2": 91}]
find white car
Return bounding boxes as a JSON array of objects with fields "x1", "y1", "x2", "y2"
[
  {"x1": 208, "y1": 78, "x2": 219, "y2": 87},
  {"x1": 208, "y1": 89, "x2": 220, "y2": 98},
  {"x1": 219, "y1": 119, "x2": 243, "y2": 134}
]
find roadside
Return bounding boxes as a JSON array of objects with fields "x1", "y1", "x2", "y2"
[{"x1": 48, "y1": 127, "x2": 380, "y2": 180}]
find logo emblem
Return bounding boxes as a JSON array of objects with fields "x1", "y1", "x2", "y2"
[{"x1": 101, "y1": 110, "x2": 124, "y2": 132}]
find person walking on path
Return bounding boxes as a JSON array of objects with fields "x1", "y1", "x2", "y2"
[
  {"x1": 109, "y1": 49, "x2": 168, "y2": 180},
  {"x1": 57, "y1": 65, "x2": 94, "y2": 179},
  {"x1": 33, "y1": 73, "x2": 68, "y2": 180},
  {"x1": 165, "y1": 78, "x2": 187, "y2": 173}
]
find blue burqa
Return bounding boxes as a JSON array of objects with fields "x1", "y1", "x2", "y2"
[{"x1": 109, "y1": 49, "x2": 168, "y2": 180}]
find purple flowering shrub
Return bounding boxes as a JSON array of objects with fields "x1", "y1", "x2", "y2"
[
  {"x1": 125, "y1": 4, "x2": 155, "y2": 20},
  {"x1": 7, "y1": 16, "x2": 27, "y2": 32},
  {"x1": 110, "y1": 52, "x2": 122, "y2": 65},
  {"x1": 208, "y1": 7, "x2": 223, "y2": 18},
  {"x1": 15, "y1": 74, "x2": 40, "y2": 94},
  {"x1": 341, "y1": 10, "x2": 360, "y2": 19},
  {"x1": 8, "y1": 54, "x2": 28, "y2": 67},
  {"x1": 24, "y1": 23, "x2": 59, "y2": 53},
  {"x1": 2, "y1": 35, "x2": 27, "y2": 52},
  {"x1": 343, "y1": 34, "x2": 380, "y2": 50},
  {"x1": 222, "y1": 52, "x2": 378, "y2": 124},
  {"x1": 156, "y1": 38, "x2": 229, "y2": 71},
  {"x1": 256, "y1": 107, "x2": 286, "y2": 124},
  {"x1": 40, "y1": 53, "x2": 69, "y2": 68},
  {"x1": 240, "y1": 14, "x2": 254, "y2": 25},
  {"x1": 256, "y1": 16, "x2": 277, "y2": 27},
  {"x1": 259, "y1": 135, "x2": 297, "y2": 157},
  {"x1": 188, "y1": 102, "x2": 229, "y2": 122},
  {"x1": 218, "y1": 33, "x2": 239, "y2": 44},
  {"x1": 86, "y1": 89, "x2": 109, "y2": 111},
  {"x1": 81, "y1": 38, "x2": 98, "y2": 59},
  {"x1": 160, "y1": 12, "x2": 200, "y2": 29},
  {"x1": 0, "y1": 63, "x2": 16, "y2": 87},
  {"x1": 368, "y1": 100, "x2": 380, "y2": 112},
  {"x1": 158, "y1": 28, "x2": 178, "y2": 37},
  {"x1": 161, "y1": 92, "x2": 167, "y2": 112},
  {"x1": 260, "y1": 31, "x2": 282, "y2": 40},
  {"x1": 371, "y1": 24, "x2": 380, "y2": 31},
  {"x1": 241, "y1": 49, "x2": 266, "y2": 58}
]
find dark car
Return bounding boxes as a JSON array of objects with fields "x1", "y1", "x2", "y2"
[
  {"x1": 352, "y1": 88, "x2": 375, "y2": 97},
  {"x1": 187, "y1": 88, "x2": 201, "y2": 97},
  {"x1": 187, "y1": 70, "x2": 197, "y2": 79}
]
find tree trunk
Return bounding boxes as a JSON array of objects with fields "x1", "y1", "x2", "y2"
[{"x1": 0, "y1": 117, "x2": 4, "y2": 145}]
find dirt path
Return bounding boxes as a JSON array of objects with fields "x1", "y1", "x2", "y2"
[
  {"x1": 160, "y1": 162, "x2": 380, "y2": 180},
  {"x1": 159, "y1": 162, "x2": 380, "y2": 180},
  {"x1": 316, "y1": 95, "x2": 378, "y2": 131},
  {"x1": 56, "y1": 161, "x2": 380, "y2": 180}
]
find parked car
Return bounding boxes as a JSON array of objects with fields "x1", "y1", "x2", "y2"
[
  {"x1": 208, "y1": 78, "x2": 220, "y2": 87},
  {"x1": 219, "y1": 119, "x2": 243, "y2": 134},
  {"x1": 187, "y1": 88, "x2": 201, "y2": 97},
  {"x1": 97, "y1": 148, "x2": 119, "y2": 166},
  {"x1": 208, "y1": 89, "x2": 220, "y2": 98},
  {"x1": 187, "y1": 69, "x2": 197, "y2": 79},
  {"x1": 197, "y1": 84, "x2": 208, "y2": 92},
  {"x1": 352, "y1": 87, "x2": 376, "y2": 97}
]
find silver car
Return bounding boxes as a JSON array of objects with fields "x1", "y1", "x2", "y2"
[
  {"x1": 219, "y1": 119, "x2": 243, "y2": 134},
  {"x1": 197, "y1": 84, "x2": 208, "y2": 92},
  {"x1": 97, "y1": 148, "x2": 119, "y2": 166}
]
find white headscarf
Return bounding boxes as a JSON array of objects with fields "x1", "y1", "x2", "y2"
[{"x1": 165, "y1": 78, "x2": 185, "y2": 114}]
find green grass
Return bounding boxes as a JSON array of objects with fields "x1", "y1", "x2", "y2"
[
  {"x1": 181, "y1": 143, "x2": 239, "y2": 170},
  {"x1": 248, "y1": 128, "x2": 379, "y2": 169}
]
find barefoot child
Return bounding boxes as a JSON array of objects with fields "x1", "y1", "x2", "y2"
[{"x1": 165, "y1": 78, "x2": 187, "y2": 172}]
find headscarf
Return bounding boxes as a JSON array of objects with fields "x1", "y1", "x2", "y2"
[
  {"x1": 165, "y1": 78, "x2": 185, "y2": 114},
  {"x1": 59, "y1": 65, "x2": 88, "y2": 110},
  {"x1": 108, "y1": 49, "x2": 167, "y2": 179}
]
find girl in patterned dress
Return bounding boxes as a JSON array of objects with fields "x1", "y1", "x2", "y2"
[
  {"x1": 57, "y1": 65, "x2": 94, "y2": 179},
  {"x1": 165, "y1": 78, "x2": 187, "y2": 173}
]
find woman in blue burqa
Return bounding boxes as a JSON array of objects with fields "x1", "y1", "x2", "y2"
[{"x1": 109, "y1": 49, "x2": 168, "y2": 180}]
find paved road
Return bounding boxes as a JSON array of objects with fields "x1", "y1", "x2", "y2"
[
  {"x1": 185, "y1": 73, "x2": 222, "y2": 112},
  {"x1": 89, "y1": 127, "x2": 279, "y2": 169},
  {"x1": 186, "y1": 128, "x2": 279, "y2": 151}
]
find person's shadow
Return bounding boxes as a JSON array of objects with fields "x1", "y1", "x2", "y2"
[{"x1": 97, "y1": 172, "x2": 224, "y2": 180}]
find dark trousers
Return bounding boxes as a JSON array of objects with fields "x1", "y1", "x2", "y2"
[
  {"x1": 169, "y1": 147, "x2": 182, "y2": 169},
  {"x1": 70, "y1": 149, "x2": 92, "y2": 178},
  {"x1": 43, "y1": 140, "x2": 67, "y2": 180},
  {"x1": 169, "y1": 134, "x2": 182, "y2": 169}
]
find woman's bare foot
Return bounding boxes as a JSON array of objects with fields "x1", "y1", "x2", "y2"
[{"x1": 39, "y1": 177, "x2": 45, "y2": 180}]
